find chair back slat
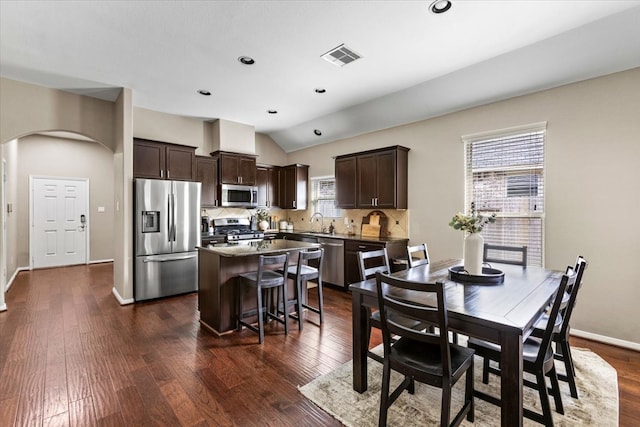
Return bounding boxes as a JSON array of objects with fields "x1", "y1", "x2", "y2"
[
  {"x1": 357, "y1": 248, "x2": 390, "y2": 281},
  {"x1": 406, "y1": 243, "x2": 430, "y2": 268},
  {"x1": 296, "y1": 248, "x2": 324, "y2": 280},
  {"x1": 256, "y1": 253, "x2": 289, "y2": 281},
  {"x1": 483, "y1": 243, "x2": 527, "y2": 267}
]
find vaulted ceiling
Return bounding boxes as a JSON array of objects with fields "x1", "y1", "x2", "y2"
[{"x1": 2, "y1": 1, "x2": 639, "y2": 152}]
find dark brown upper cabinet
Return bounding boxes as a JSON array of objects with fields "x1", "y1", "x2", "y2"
[
  {"x1": 195, "y1": 156, "x2": 219, "y2": 207},
  {"x1": 335, "y1": 146, "x2": 409, "y2": 210},
  {"x1": 213, "y1": 151, "x2": 257, "y2": 185},
  {"x1": 256, "y1": 165, "x2": 278, "y2": 208},
  {"x1": 335, "y1": 156, "x2": 357, "y2": 209},
  {"x1": 133, "y1": 138, "x2": 196, "y2": 181},
  {"x1": 278, "y1": 164, "x2": 308, "y2": 210}
]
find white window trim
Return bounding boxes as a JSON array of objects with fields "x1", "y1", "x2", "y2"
[
  {"x1": 311, "y1": 175, "x2": 342, "y2": 218},
  {"x1": 461, "y1": 122, "x2": 547, "y2": 267}
]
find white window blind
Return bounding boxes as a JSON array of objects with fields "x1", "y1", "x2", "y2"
[
  {"x1": 463, "y1": 123, "x2": 546, "y2": 267},
  {"x1": 311, "y1": 177, "x2": 342, "y2": 218}
]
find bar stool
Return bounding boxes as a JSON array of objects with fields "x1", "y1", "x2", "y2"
[
  {"x1": 237, "y1": 252, "x2": 290, "y2": 344},
  {"x1": 279, "y1": 248, "x2": 325, "y2": 330}
]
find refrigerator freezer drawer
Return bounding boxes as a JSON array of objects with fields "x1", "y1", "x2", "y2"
[{"x1": 135, "y1": 252, "x2": 198, "y2": 301}]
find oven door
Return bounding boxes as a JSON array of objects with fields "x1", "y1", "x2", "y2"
[{"x1": 220, "y1": 184, "x2": 257, "y2": 208}]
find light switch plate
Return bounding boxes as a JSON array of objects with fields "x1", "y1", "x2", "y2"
[{"x1": 97, "y1": 206, "x2": 105, "y2": 212}]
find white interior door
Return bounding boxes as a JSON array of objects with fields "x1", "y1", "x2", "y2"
[{"x1": 31, "y1": 176, "x2": 89, "y2": 269}]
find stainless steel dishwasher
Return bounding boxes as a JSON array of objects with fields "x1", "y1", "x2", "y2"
[{"x1": 318, "y1": 237, "x2": 344, "y2": 287}]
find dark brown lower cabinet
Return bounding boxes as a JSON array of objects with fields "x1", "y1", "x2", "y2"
[{"x1": 344, "y1": 239, "x2": 408, "y2": 286}]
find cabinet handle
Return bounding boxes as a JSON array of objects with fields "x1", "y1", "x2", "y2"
[
  {"x1": 375, "y1": 197, "x2": 378, "y2": 206},
  {"x1": 293, "y1": 200, "x2": 296, "y2": 209},
  {"x1": 167, "y1": 170, "x2": 170, "y2": 179},
  {"x1": 160, "y1": 170, "x2": 163, "y2": 178}
]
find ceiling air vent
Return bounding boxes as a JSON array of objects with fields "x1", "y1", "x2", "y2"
[{"x1": 321, "y1": 44, "x2": 362, "y2": 67}]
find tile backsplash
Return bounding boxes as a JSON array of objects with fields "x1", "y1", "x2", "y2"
[
  {"x1": 288, "y1": 209, "x2": 409, "y2": 238},
  {"x1": 201, "y1": 207, "x2": 409, "y2": 238}
]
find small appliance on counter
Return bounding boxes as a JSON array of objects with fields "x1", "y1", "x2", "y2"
[{"x1": 201, "y1": 215, "x2": 210, "y2": 233}]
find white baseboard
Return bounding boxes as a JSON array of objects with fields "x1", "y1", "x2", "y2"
[
  {"x1": 89, "y1": 259, "x2": 114, "y2": 264},
  {"x1": 0, "y1": 303, "x2": 6, "y2": 312},
  {"x1": 112, "y1": 287, "x2": 134, "y2": 305},
  {"x1": 571, "y1": 329, "x2": 640, "y2": 352},
  {"x1": 6, "y1": 266, "x2": 29, "y2": 291}
]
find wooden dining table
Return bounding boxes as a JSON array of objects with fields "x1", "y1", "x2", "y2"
[{"x1": 349, "y1": 258, "x2": 562, "y2": 427}]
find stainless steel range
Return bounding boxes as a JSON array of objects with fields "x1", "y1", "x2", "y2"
[{"x1": 212, "y1": 218, "x2": 265, "y2": 242}]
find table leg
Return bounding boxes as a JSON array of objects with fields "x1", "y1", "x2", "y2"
[
  {"x1": 352, "y1": 292, "x2": 368, "y2": 393},
  {"x1": 500, "y1": 332, "x2": 524, "y2": 427}
]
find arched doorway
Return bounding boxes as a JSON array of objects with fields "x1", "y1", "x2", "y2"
[{"x1": 1, "y1": 131, "x2": 115, "y2": 310}]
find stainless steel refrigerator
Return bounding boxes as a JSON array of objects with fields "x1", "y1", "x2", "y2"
[{"x1": 134, "y1": 178, "x2": 201, "y2": 301}]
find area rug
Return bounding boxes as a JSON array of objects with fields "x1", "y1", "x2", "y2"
[{"x1": 299, "y1": 345, "x2": 618, "y2": 426}]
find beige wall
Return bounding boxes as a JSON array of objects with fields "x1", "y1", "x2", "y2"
[
  {"x1": 255, "y1": 132, "x2": 287, "y2": 166},
  {"x1": 2, "y1": 140, "x2": 19, "y2": 283},
  {"x1": 113, "y1": 88, "x2": 134, "y2": 302},
  {"x1": 288, "y1": 68, "x2": 640, "y2": 344},
  {"x1": 0, "y1": 78, "x2": 115, "y2": 148},
  {"x1": 133, "y1": 106, "x2": 205, "y2": 153},
  {"x1": 14, "y1": 135, "x2": 115, "y2": 265}
]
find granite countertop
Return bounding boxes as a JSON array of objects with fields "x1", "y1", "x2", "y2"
[
  {"x1": 270, "y1": 229, "x2": 408, "y2": 243},
  {"x1": 198, "y1": 239, "x2": 319, "y2": 257}
]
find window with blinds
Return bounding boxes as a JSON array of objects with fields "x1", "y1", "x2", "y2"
[
  {"x1": 311, "y1": 177, "x2": 342, "y2": 218},
  {"x1": 462, "y1": 123, "x2": 546, "y2": 267}
]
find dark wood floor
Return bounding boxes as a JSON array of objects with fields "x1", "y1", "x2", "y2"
[{"x1": 0, "y1": 263, "x2": 638, "y2": 426}]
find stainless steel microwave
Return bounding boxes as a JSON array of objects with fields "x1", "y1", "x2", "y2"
[{"x1": 219, "y1": 184, "x2": 258, "y2": 208}]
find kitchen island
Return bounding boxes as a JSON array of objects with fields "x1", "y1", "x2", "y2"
[{"x1": 197, "y1": 239, "x2": 320, "y2": 335}]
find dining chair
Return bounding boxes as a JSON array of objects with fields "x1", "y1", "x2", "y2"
[
  {"x1": 236, "y1": 252, "x2": 290, "y2": 344},
  {"x1": 533, "y1": 256, "x2": 588, "y2": 399},
  {"x1": 357, "y1": 249, "x2": 426, "y2": 364},
  {"x1": 483, "y1": 243, "x2": 527, "y2": 267},
  {"x1": 277, "y1": 248, "x2": 325, "y2": 330},
  {"x1": 375, "y1": 271, "x2": 475, "y2": 427},
  {"x1": 406, "y1": 242, "x2": 460, "y2": 344},
  {"x1": 468, "y1": 268, "x2": 577, "y2": 426},
  {"x1": 406, "y1": 243, "x2": 430, "y2": 268}
]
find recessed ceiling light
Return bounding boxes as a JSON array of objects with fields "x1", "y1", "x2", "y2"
[
  {"x1": 197, "y1": 89, "x2": 211, "y2": 96},
  {"x1": 429, "y1": 0, "x2": 452, "y2": 14},
  {"x1": 238, "y1": 56, "x2": 255, "y2": 65},
  {"x1": 314, "y1": 88, "x2": 326, "y2": 94},
  {"x1": 267, "y1": 110, "x2": 278, "y2": 114},
  {"x1": 314, "y1": 129, "x2": 322, "y2": 136}
]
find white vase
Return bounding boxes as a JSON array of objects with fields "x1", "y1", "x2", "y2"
[
  {"x1": 258, "y1": 220, "x2": 269, "y2": 231},
  {"x1": 464, "y1": 232, "x2": 484, "y2": 276}
]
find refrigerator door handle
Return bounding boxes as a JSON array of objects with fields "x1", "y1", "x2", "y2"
[
  {"x1": 167, "y1": 195, "x2": 173, "y2": 242},
  {"x1": 172, "y1": 193, "x2": 177, "y2": 241}
]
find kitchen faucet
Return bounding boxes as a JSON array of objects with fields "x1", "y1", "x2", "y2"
[{"x1": 309, "y1": 212, "x2": 324, "y2": 233}]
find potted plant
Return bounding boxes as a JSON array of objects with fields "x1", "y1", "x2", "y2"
[
  {"x1": 256, "y1": 208, "x2": 270, "y2": 231},
  {"x1": 449, "y1": 202, "x2": 496, "y2": 275}
]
